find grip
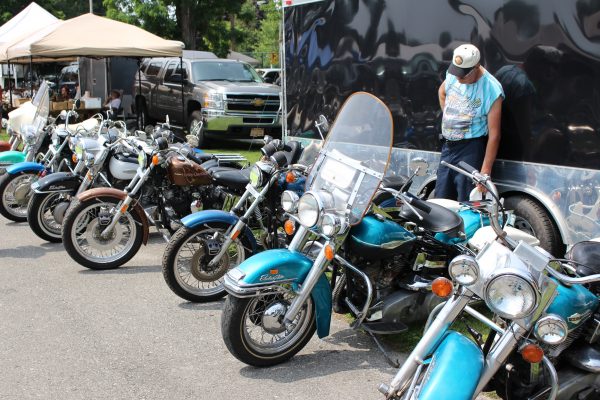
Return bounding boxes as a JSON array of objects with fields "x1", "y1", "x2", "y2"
[
  {"x1": 458, "y1": 161, "x2": 477, "y2": 174},
  {"x1": 405, "y1": 192, "x2": 432, "y2": 213}
]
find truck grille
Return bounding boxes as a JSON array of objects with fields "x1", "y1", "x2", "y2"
[{"x1": 225, "y1": 94, "x2": 280, "y2": 113}]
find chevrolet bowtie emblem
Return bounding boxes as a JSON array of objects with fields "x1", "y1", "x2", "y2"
[{"x1": 252, "y1": 98, "x2": 265, "y2": 107}]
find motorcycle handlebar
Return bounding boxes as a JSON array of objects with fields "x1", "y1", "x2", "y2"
[{"x1": 404, "y1": 192, "x2": 432, "y2": 213}]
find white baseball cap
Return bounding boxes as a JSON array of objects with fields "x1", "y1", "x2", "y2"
[{"x1": 448, "y1": 44, "x2": 481, "y2": 78}]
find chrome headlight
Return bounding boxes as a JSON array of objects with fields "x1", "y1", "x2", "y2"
[
  {"x1": 74, "y1": 141, "x2": 85, "y2": 160},
  {"x1": 249, "y1": 165, "x2": 264, "y2": 188},
  {"x1": 321, "y1": 213, "x2": 343, "y2": 236},
  {"x1": 534, "y1": 315, "x2": 568, "y2": 345},
  {"x1": 297, "y1": 191, "x2": 333, "y2": 228},
  {"x1": 484, "y1": 270, "x2": 538, "y2": 319},
  {"x1": 203, "y1": 92, "x2": 224, "y2": 110},
  {"x1": 21, "y1": 125, "x2": 37, "y2": 144},
  {"x1": 448, "y1": 255, "x2": 479, "y2": 286},
  {"x1": 281, "y1": 190, "x2": 299, "y2": 213},
  {"x1": 138, "y1": 151, "x2": 147, "y2": 168}
]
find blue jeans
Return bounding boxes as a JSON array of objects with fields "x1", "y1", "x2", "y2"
[{"x1": 434, "y1": 137, "x2": 486, "y2": 201}]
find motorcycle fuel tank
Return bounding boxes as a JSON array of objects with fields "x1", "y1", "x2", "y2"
[
  {"x1": 167, "y1": 156, "x2": 212, "y2": 186},
  {"x1": 109, "y1": 156, "x2": 138, "y2": 180},
  {"x1": 348, "y1": 215, "x2": 416, "y2": 259},
  {"x1": 546, "y1": 283, "x2": 598, "y2": 331}
]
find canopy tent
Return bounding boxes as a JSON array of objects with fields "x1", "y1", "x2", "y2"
[
  {"x1": 5, "y1": 13, "x2": 183, "y2": 61},
  {"x1": 0, "y1": 2, "x2": 58, "y2": 48}
]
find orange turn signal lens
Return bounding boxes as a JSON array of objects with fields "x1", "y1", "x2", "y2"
[
  {"x1": 231, "y1": 230, "x2": 241, "y2": 240},
  {"x1": 431, "y1": 277, "x2": 453, "y2": 298},
  {"x1": 324, "y1": 244, "x2": 335, "y2": 261},
  {"x1": 72, "y1": 154, "x2": 78, "y2": 163},
  {"x1": 120, "y1": 204, "x2": 129, "y2": 214},
  {"x1": 521, "y1": 344, "x2": 544, "y2": 364},
  {"x1": 152, "y1": 155, "x2": 159, "y2": 165},
  {"x1": 286, "y1": 171, "x2": 296, "y2": 183},
  {"x1": 284, "y1": 220, "x2": 295, "y2": 236}
]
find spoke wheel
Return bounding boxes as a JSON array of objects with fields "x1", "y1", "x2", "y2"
[
  {"x1": 162, "y1": 223, "x2": 250, "y2": 302},
  {"x1": 221, "y1": 291, "x2": 316, "y2": 367},
  {"x1": 28, "y1": 192, "x2": 71, "y2": 242},
  {"x1": 0, "y1": 172, "x2": 38, "y2": 222}
]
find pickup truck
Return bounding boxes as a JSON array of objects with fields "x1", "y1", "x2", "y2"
[{"x1": 134, "y1": 52, "x2": 281, "y2": 146}]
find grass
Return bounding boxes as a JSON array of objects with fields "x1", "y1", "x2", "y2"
[{"x1": 204, "y1": 138, "x2": 262, "y2": 164}]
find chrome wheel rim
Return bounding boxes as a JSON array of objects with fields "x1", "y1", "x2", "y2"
[
  {"x1": 513, "y1": 216, "x2": 536, "y2": 236},
  {"x1": 70, "y1": 202, "x2": 136, "y2": 264},
  {"x1": 173, "y1": 227, "x2": 245, "y2": 297},
  {"x1": 190, "y1": 119, "x2": 202, "y2": 137},
  {"x1": 37, "y1": 193, "x2": 68, "y2": 237},
  {"x1": 2, "y1": 173, "x2": 36, "y2": 218},
  {"x1": 242, "y1": 293, "x2": 313, "y2": 355}
]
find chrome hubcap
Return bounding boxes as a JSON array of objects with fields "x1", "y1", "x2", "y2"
[{"x1": 261, "y1": 302, "x2": 288, "y2": 334}]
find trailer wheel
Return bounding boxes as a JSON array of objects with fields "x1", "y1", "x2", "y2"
[{"x1": 504, "y1": 195, "x2": 564, "y2": 256}]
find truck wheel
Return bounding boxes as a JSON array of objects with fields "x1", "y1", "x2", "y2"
[
  {"x1": 504, "y1": 195, "x2": 564, "y2": 256},
  {"x1": 188, "y1": 111, "x2": 208, "y2": 148},
  {"x1": 136, "y1": 99, "x2": 150, "y2": 130}
]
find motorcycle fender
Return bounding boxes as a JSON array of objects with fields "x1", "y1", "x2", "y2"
[
  {"x1": 234, "y1": 249, "x2": 332, "y2": 338},
  {"x1": 417, "y1": 331, "x2": 483, "y2": 400},
  {"x1": 181, "y1": 209, "x2": 257, "y2": 252},
  {"x1": 6, "y1": 161, "x2": 44, "y2": 175},
  {"x1": 77, "y1": 188, "x2": 149, "y2": 245},
  {"x1": 0, "y1": 150, "x2": 26, "y2": 165},
  {"x1": 33, "y1": 172, "x2": 82, "y2": 193}
]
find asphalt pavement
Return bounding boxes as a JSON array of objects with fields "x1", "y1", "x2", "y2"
[{"x1": 0, "y1": 218, "x2": 400, "y2": 400}]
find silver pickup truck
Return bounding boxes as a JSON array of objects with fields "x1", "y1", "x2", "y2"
[{"x1": 134, "y1": 52, "x2": 281, "y2": 146}]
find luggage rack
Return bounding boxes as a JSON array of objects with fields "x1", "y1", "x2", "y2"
[{"x1": 211, "y1": 153, "x2": 249, "y2": 166}]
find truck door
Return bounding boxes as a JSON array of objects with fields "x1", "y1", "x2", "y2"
[
  {"x1": 144, "y1": 60, "x2": 165, "y2": 120},
  {"x1": 160, "y1": 60, "x2": 189, "y2": 125}
]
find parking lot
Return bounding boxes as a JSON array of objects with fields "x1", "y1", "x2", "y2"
[{"x1": 0, "y1": 218, "x2": 403, "y2": 400}]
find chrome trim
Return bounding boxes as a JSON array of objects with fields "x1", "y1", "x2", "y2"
[
  {"x1": 464, "y1": 305, "x2": 505, "y2": 334},
  {"x1": 223, "y1": 273, "x2": 293, "y2": 298}
]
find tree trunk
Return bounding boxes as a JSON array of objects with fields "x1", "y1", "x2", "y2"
[{"x1": 177, "y1": 1, "x2": 197, "y2": 50}]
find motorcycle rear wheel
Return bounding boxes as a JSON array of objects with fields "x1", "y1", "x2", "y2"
[
  {"x1": 27, "y1": 192, "x2": 71, "y2": 242},
  {"x1": 62, "y1": 196, "x2": 143, "y2": 270},
  {"x1": 221, "y1": 292, "x2": 316, "y2": 367},
  {"x1": 162, "y1": 223, "x2": 251, "y2": 303},
  {"x1": 0, "y1": 171, "x2": 38, "y2": 222}
]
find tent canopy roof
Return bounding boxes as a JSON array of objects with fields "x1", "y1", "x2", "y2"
[
  {"x1": 0, "y1": 2, "x2": 57, "y2": 47},
  {"x1": 6, "y1": 13, "x2": 183, "y2": 61}
]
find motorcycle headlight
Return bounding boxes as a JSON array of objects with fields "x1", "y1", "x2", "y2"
[
  {"x1": 297, "y1": 191, "x2": 333, "y2": 228},
  {"x1": 484, "y1": 271, "x2": 538, "y2": 319},
  {"x1": 249, "y1": 165, "x2": 264, "y2": 188},
  {"x1": 75, "y1": 141, "x2": 85, "y2": 160},
  {"x1": 51, "y1": 132, "x2": 60, "y2": 148},
  {"x1": 448, "y1": 255, "x2": 479, "y2": 286},
  {"x1": 138, "y1": 151, "x2": 147, "y2": 168},
  {"x1": 321, "y1": 213, "x2": 343, "y2": 236},
  {"x1": 534, "y1": 315, "x2": 568, "y2": 345},
  {"x1": 281, "y1": 190, "x2": 299, "y2": 213},
  {"x1": 21, "y1": 125, "x2": 37, "y2": 144},
  {"x1": 203, "y1": 92, "x2": 224, "y2": 110}
]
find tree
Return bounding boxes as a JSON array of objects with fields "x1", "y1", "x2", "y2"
[
  {"x1": 103, "y1": 0, "x2": 177, "y2": 39},
  {"x1": 1, "y1": 0, "x2": 104, "y2": 24}
]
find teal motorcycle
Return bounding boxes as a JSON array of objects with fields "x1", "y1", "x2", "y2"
[{"x1": 379, "y1": 161, "x2": 600, "y2": 400}]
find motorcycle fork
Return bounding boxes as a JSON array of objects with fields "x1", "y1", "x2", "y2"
[
  {"x1": 100, "y1": 165, "x2": 152, "y2": 238},
  {"x1": 207, "y1": 177, "x2": 276, "y2": 268}
]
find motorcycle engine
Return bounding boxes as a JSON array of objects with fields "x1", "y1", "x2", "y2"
[{"x1": 163, "y1": 187, "x2": 193, "y2": 217}]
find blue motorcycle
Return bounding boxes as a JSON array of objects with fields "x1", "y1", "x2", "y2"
[
  {"x1": 379, "y1": 161, "x2": 600, "y2": 400},
  {"x1": 162, "y1": 138, "x2": 308, "y2": 303}
]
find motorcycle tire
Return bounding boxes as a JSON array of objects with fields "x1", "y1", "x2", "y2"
[
  {"x1": 62, "y1": 196, "x2": 144, "y2": 270},
  {"x1": 221, "y1": 294, "x2": 316, "y2": 367},
  {"x1": 162, "y1": 222, "x2": 252, "y2": 303},
  {"x1": 27, "y1": 192, "x2": 72, "y2": 243},
  {"x1": 0, "y1": 171, "x2": 38, "y2": 222}
]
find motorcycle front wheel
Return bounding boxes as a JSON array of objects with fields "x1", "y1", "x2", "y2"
[
  {"x1": 0, "y1": 171, "x2": 38, "y2": 222},
  {"x1": 62, "y1": 196, "x2": 144, "y2": 270},
  {"x1": 27, "y1": 191, "x2": 72, "y2": 242},
  {"x1": 162, "y1": 222, "x2": 251, "y2": 303},
  {"x1": 221, "y1": 292, "x2": 316, "y2": 367}
]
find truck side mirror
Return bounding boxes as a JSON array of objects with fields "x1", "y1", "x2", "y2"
[{"x1": 168, "y1": 74, "x2": 186, "y2": 84}]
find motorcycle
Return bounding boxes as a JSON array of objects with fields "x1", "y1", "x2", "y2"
[
  {"x1": 26, "y1": 119, "x2": 139, "y2": 242},
  {"x1": 379, "y1": 161, "x2": 600, "y2": 400},
  {"x1": 161, "y1": 138, "x2": 306, "y2": 303},
  {"x1": 61, "y1": 124, "x2": 247, "y2": 270}
]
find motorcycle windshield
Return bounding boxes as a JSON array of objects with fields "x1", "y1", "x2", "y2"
[
  {"x1": 31, "y1": 81, "x2": 50, "y2": 132},
  {"x1": 305, "y1": 92, "x2": 393, "y2": 225}
]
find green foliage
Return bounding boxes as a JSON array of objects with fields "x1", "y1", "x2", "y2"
[
  {"x1": 103, "y1": 0, "x2": 177, "y2": 39},
  {"x1": 0, "y1": 0, "x2": 102, "y2": 24}
]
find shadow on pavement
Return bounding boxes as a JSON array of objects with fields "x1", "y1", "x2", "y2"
[
  {"x1": 77, "y1": 264, "x2": 162, "y2": 275},
  {"x1": 178, "y1": 299, "x2": 225, "y2": 312},
  {"x1": 0, "y1": 243, "x2": 64, "y2": 259}
]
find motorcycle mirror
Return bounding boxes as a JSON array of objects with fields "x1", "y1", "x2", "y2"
[
  {"x1": 1, "y1": 118, "x2": 7, "y2": 129},
  {"x1": 59, "y1": 110, "x2": 68, "y2": 119},
  {"x1": 409, "y1": 158, "x2": 429, "y2": 177},
  {"x1": 263, "y1": 135, "x2": 273, "y2": 145}
]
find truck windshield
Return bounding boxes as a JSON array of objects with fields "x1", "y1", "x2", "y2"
[{"x1": 192, "y1": 61, "x2": 263, "y2": 83}]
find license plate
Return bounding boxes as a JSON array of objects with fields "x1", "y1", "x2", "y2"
[{"x1": 250, "y1": 128, "x2": 264, "y2": 137}]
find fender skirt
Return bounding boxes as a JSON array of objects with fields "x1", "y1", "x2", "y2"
[
  {"x1": 77, "y1": 187, "x2": 150, "y2": 245},
  {"x1": 6, "y1": 161, "x2": 44, "y2": 175},
  {"x1": 181, "y1": 209, "x2": 257, "y2": 253},
  {"x1": 33, "y1": 171, "x2": 82, "y2": 193},
  {"x1": 0, "y1": 150, "x2": 26, "y2": 165},
  {"x1": 232, "y1": 249, "x2": 332, "y2": 338},
  {"x1": 417, "y1": 331, "x2": 484, "y2": 400}
]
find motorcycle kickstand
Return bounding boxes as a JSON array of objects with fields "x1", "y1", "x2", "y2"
[{"x1": 365, "y1": 330, "x2": 400, "y2": 368}]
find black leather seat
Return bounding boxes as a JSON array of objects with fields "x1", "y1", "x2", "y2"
[
  {"x1": 400, "y1": 201, "x2": 464, "y2": 235},
  {"x1": 568, "y1": 241, "x2": 600, "y2": 276},
  {"x1": 114, "y1": 153, "x2": 138, "y2": 164},
  {"x1": 212, "y1": 168, "x2": 250, "y2": 191}
]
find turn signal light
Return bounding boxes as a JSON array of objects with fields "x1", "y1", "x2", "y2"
[
  {"x1": 120, "y1": 204, "x2": 129, "y2": 214},
  {"x1": 432, "y1": 277, "x2": 453, "y2": 298},
  {"x1": 152, "y1": 155, "x2": 159, "y2": 165},
  {"x1": 521, "y1": 344, "x2": 544, "y2": 364},
  {"x1": 231, "y1": 230, "x2": 241, "y2": 240},
  {"x1": 284, "y1": 220, "x2": 295, "y2": 236},
  {"x1": 324, "y1": 244, "x2": 335, "y2": 261},
  {"x1": 286, "y1": 171, "x2": 296, "y2": 183},
  {"x1": 72, "y1": 154, "x2": 78, "y2": 163}
]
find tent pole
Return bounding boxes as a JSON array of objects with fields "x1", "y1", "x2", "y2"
[
  {"x1": 7, "y1": 60, "x2": 13, "y2": 108},
  {"x1": 29, "y1": 56, "x2": 33, "y2": 97},
  {"x1": 137, "y1": 58, "x2": 142, "y2": 130},
  {"x1": 180, "y1": 57, "x2": 185, "y2": 128}
]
